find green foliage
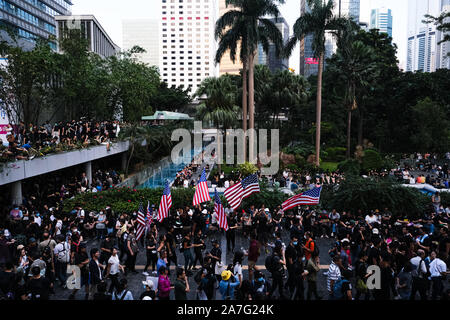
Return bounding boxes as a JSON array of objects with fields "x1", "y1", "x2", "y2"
[
  {"x1": 63, "y1": 186, "x2": 288, "y2": 213},
  {"x1": 282, "y1": 142, "x2": 315, "y2": 158},
  {"x1": 320, "y1": 162, "x2": 339, "y2": 172},
  {"x1": 361, "y1": 149, "x2": 383, "y2": 172},
  {"x1": 241, "y1": 187, "x2": 290, "y2": 210},
  {"x1": 63, "y1": 187, "x2": 195, "y2": 213},
  {"x1": 195, "y1": 75, "x2": 240, "y2": 129},
  {"x1": 324, "y1": 147, "x2": 347, "y2": 162},
  {"x1": 337, "y1": 159, "x2": 360, "y2": 176},
  {"x1": 410, "y1": 98, "x2": 450, "y2": 153},
  {"x1": 320, "y1": 177, "x2": 431, "y2": 217},
  {"x1": 237, "y1": 162, "x2": 258, "y2": 177}
]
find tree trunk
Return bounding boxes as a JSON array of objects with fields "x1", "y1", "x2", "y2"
[
  {"x1": 315, "y1": 52, "x2": 324, "y2": 167},
  {"x1": 346, "y1": 109, "x2": 352, "y2": 159},
  {"x1": 248, "y1": 52, "x2": 255, "y2": 163},
  {"x1": 242, "y1": 58, "x2": 248, "y2": 161},
  {"x1": 358, "y1": 108, "x2": 364, "y2": 147}
]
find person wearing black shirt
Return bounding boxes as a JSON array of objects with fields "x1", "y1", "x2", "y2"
[
  {"x1": 165, "y1": 227, "x2": 178, "y2": 272},
  {"x1": 226, "y1": 212, "x2": 238, "y2": 253},
  {"x1": 0, "y1": 262, "x2": 15, "y2": 299},
  {"x1": 27, "y1": 266, "x2": 50, "y2": 300},
  {"x1": 193, "y1": 229, "x2": 205, "y2": 270},
  {"x1": 69, "y1": 242, "x2": 89, "y2": 300},
  {"x1": 100, "y1": 234, "x2": 114, "y2": 265},
  {"x1": 285, "y1": 235, "x2": 298, "y2": 298},
  {"x1": 143, "y1": 233, "x2": 158, "y2": 274},
  {"x1": 208, "y1": 240, "x2": 222, "y2": 281}
]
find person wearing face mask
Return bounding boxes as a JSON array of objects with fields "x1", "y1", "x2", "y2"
[{"x1": 285, "y1": 235, "x2": 299, "y2": 295}]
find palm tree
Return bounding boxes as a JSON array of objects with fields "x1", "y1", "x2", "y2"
[
  {"x1": 284, "y1": 0, "x2": 346, "y2": 167},
  {"x1": 215, "y1": 0, "x2": 285, "y2": 162},
  {"x1": 195, "y1": 76, "x2": 241, "y2": 171},
  {"x1": 327, "y1": 20, "x2": 378, "y2": 159}
]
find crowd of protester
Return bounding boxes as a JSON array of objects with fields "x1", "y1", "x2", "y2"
[
  {"x1": 0, "y1": 119, "x2": 121, "y2": 162},
  {"x1": 1, "y1": 190, "x2": 448, "y2": 301}
]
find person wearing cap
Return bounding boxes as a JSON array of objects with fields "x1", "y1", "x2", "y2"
[
  {"x1": 140, "y1": 278, "x2": 156, "y2": 300},
  {"x1": 218, "y1": 270, "x2": 240, "y2": 300}
]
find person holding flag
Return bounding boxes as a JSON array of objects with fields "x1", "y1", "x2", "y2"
[
  {"x1": 214, "y1": 188, "x2": 228, "y2": 231},
  {"x1": 157, "y1": 180, "x2": 172, "y2": 223},
  {"x1": 193, "y1": 168, "x2": 211, "y2": 206},
  {"x1": 136, "y1": 202, "x2": 146, "y2": 245}
]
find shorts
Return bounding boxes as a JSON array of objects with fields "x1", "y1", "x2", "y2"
[{"x1": 248, "y1": 260, "x2": 256, "y2": 270}]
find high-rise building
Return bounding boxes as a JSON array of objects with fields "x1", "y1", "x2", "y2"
[
  {"x1": 333, "y1": 0, "x2": 360, "y2": 21},
  {"x1": 56, "y1": 15, "x2": 120, "y2": 58},
  {"x1": 122, "y1": 19, "x2": 159, "y2": 67},
  {"x1": 407, "y1": 0, "x2": 441, "y2": 72},
  {"x1": 370, "y1": 7, "x2": 393, "y2": 38},
  {"x1": 0, "y1": 0, "x2": 72, "y2": 50},
  {"x1": 218, "y1": 0, "x2": 242, "y2": 76},
  {"x1": 257, "y1": 17, "x2": 289, "y2": 72},
  {"x1": 159, "y1": 0, "x2": 219, "y2": 96},
  {"x1": 436, "y1": 0, "x2": 450, "y2": 69},
  {"x1": 300, "y1": 0, "x2": 360, "y2": 77}
]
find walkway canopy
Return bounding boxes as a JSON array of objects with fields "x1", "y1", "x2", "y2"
[{"x1": 142, "y1": 111, "x2": 194, "y2": 121}]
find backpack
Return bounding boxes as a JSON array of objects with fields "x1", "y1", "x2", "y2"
[
  {"x1": 306, "y1": 239, "x2": 320, "y2": 256},
  {"x1": 333, "y1": 279, "x2": 349, "y2": 300},
  {"x1": 265, "y1": 255, "x2": 277, "y2": 273},
  {"x1": 56, "y1": 242, "x2": 70, "y2": 263},
  {"x1": 194, "y1": 269, "x2": 203, "y2": 284}
]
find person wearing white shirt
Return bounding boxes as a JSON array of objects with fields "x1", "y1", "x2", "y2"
[
  {"x1": 106, "y1": 247, "x2": 124, "y2": 294},
  {"x1": 224, "y1": 180, "x2": 230, "y2": 189},
  {"x1": 429, "y1": 252, "x2": 448, "y2": 299},
  {"x1": 409, "y1": 250, "x2": 428, "y2": 300}
]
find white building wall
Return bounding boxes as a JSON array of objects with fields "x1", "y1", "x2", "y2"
[
  {"x1": 159, "y1": 0, "x2": 218, "y2": 96},
  {"x1": 122, "y1": 19, "x2": 160, "y2": 68},
  {"x1": 406, "y1": 0, "x2": 441, "y2": 72}
]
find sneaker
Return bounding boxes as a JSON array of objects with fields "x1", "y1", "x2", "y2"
[
  {"x1": 29, "y1": 155, "x2": 35, "y2": 160},
  {"x1": 142, "y1": 272, "x2": 149, "y2": 276}
]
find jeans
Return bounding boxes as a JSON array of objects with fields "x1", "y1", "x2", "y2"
[
  {"x1": 226, "y1": 231, "x2": 236, "y2": 252},
  {"x1": 184, "y1": 249, "x2": 194, "y2": 271},
  {"x1": 55, "y1": 261, "x2": 68, "y2": 286}
]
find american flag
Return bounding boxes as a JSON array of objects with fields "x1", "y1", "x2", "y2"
[
  {"x1": 224, "y1": 174, "x2": 260, "y2": 210},
  {"x1": 136, "y1": 202, "x2": 146, "y2": 241},
  {"x1": 193, "y1": 168, "x2": 211, "y2": 206},
  {"x1": 214, "y1": 189, "x2": 228, "y2": 231},
  {"x1": 146, "y1": 201, "x2": 153, "y2": 229},
  {"x1": 157, "y1": 180, "x2": 172, "y2": 223},
  {"x1": 282, "y1": 186, "x2": 322, "y2": 211}
]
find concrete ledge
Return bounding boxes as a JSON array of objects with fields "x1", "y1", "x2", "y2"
[{"x1": 0, "y1": 141, "x2": 130, "y2": 186}]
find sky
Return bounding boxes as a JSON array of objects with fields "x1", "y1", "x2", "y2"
[{"x1": 72, "y1": 0, "x2": 409, "y2": 72}]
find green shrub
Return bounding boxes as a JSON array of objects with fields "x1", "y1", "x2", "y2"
[
  {"x1": 362, "y1": 149, "x2": 383, "y2": 172},
  {"x1": 320, "y1": 176, "x2": 431, "y2": 218},
  {"x1": 237, "y1": 162, "x2": 258, "y2": 176},
  {"x1": 338, "y1": 159, "x2": 360, "y2": 176},
  {"x1": 63, "y1": 186, "x2": 289, "y2": 214},
  {"x1": 324, "y1": 147, "x2": 347, "y2": 162}
]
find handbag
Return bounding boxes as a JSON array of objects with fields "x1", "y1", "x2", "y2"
[{"x1": 356, "y1": 278, "x2": 368, "y2": 292}]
